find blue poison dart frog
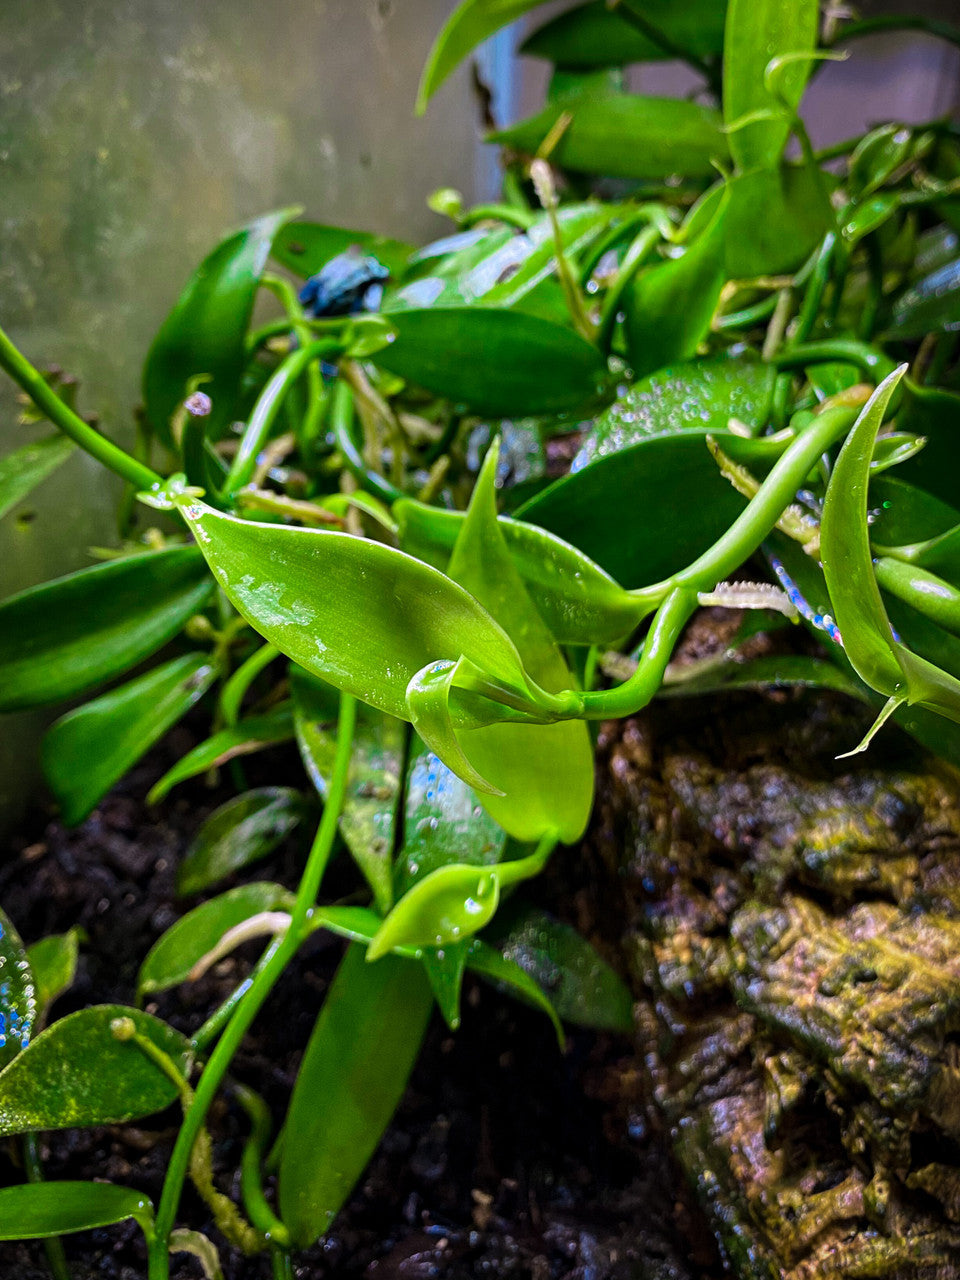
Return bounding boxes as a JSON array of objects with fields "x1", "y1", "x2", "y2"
[{"x1": 298, "y1": 247, "x2": 390, "y2": 317}]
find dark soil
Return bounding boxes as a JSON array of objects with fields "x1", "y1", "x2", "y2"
[{"x1": 0, "y1": 721, "x2": 722, "y2": 1280}]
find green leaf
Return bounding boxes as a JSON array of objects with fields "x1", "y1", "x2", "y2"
[
  {"x1": 270, "y1": 221, "x2": 413, "y2": 280},
  {"x1": 143, "y1": 207, "x2": 300, "y2": 445},
  {"x1": 138, "y1": 882, "x2": 295, "y2": 997},
  {"x1": 292, "y1": 668, "x2": 403, "y2": 915},
  {"x1": 395, "y1": 499, "x2": 643, "y2": 646},
  {"x1": 623, "y1": 185, "x2": 730, "y2": 378},
  {"x1": 368, "y1": 864, "x2": 500, "y2": 959},
  {"x1": 660, "y1": 653, "x2": 864, "y2": 701},
  {"x1": 821, "y1": 370, "x2": 912, "y2": 698},
  {"x1": 445, "y1": 444, "x2": 595, "y2": 843},
  {"x1": 725, "y1": 164, "x2": 835, "y2": 277},
  {"x1": 885, "y1": 256, "x2": 960, "y2": 339},
  {"x1": 421, "y1": 942, "x2": 470, "y2": 1031},
  {"x1": 518, "y1": 432, "x2": 776, "y2": 588},
  {"x1": 574, "y1": 352, "x2": 777, "y2": 470},
  {"x1": 395, "y1": 737, "x2": 507, "y2": 898},
  {"x1": 0, "y1": 1005, "x2": 192, "y2": 1136},
  {"x1": 722, "y1": 0, "x2": 819, "y2": 170},
  {"x1": 177, "y1": 499, "x2": 529, "y2": 726},
  {"x1": 372, "y1": 307, "x2": 606, "y2": 415},
  {"x1": 489, "y1": 92, "x2": 727, "y2": 181},
  {"x1": 0, "y1": 1182, "x2": 153, "y2": 1241},
  {"x1": 26, "y1": 929, "x2": 82, "y2": 1021},
  {"x1": 386, "y1": 205, "x2": 614, "y2": 319},
  {"x1": 0, "y1": 547, "x2": 213, "y2": 712},
  {"x1": 464, "y1": 939, "x2": 563, "y2": 1043},
  {"x1": 417, "y1": 0, "x2": 550, "y2": 113},
  {"x1": 486, "y1": 904, "x2": 633, "y2": 1033},
  {"x1": 175, "y1": 787, "x2": 307, "y2": 896},
  {"x1": 148, "y1": 709, "x2": 296, "y2": 806},
  {"x1": 42, "y1": 654, "x2": 218, "y2": 827},
  {"x1": 0, "y1": 907, "x2": 36, "y2": 1069},
  {"x1": 0, "y1": 434, "x2": 74, "y2": 521},
  {"x1": 890, "y1": 381, "x2": 960, "y2": 509},
  {"x1": 521, "y1": 0, "x2": 727, "y2": 67},
  {"x1": 279, "y1": 944, "x2": 433, "y2": 1246}
]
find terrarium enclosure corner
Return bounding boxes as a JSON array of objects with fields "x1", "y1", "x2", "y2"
[{"x1": 2, "y1": 2, "x2": 960, "y2": 1279}]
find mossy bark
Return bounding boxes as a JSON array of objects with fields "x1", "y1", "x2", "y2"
[{"x1": 591, "y1": 686, "x2": 960, "y2": 1278}]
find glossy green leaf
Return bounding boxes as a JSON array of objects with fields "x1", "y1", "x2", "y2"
[
  {"x1": 395, "y1": 499, "x2": 642, "y2": 646},
  {"x1": 489, "y1": 93, "x2": 727, "y2": 181},
  {"x1": 26, "y1": 929, "x2": 82, "y2": 1020},
  {"x1": 372, "y1": 307, "x2": 606, "y2": 415},
  {"x1": 395, "y1": 738, "x2": 507, "y2": 898},
  {"x1": 0, "y1": 907, "x2": 35, "y2": 1070},
  {"x1": 177, "y1": 499, "x2": 529, "y2": 726},
  {"x1": 387, "y1": 205, "x2": 613, "y2": 320},
  {"x1": 0, "y1": 547, "x2": 213, "y2": 712},
  {"x1": 42, "y1": 654, "x2": 218, "y2": 827},
  {"x1": 148, "y1": 709, "x2": 295, "y2": 806},
  {"x1": 464, "y1": 939, "x2": 563, "y2": 1043},
  {"x1": 270, "y1": 221, "x2": 413, "y2": 280},
  {"x1": 0, "y1": 1005, "x2": 192, "y2": 1136},
  {"x1": 885, "y1": 256, "x2": 960, "y2": 339},
  {"x1": 0, "y1": 1182, "x2": 153, "y2": 1240},
  {"x1": 623, "y1": 186, "x2": 729, "y2": 377},
  {"x1": 445, "y1": 444, "x2": 594, "y2": 842},
  {"x1": 723, "y1": 0, "x2": 819, "y2": 171},
  {"x1": 138, "y1": 882, "x2": 295, "y2": 997},
  {"x1": 574, "y1": 353, "x2": 777, "y2": 470},
  {"x1": 486, "y1": 904, "x2": 633, "y2": 1033},
  {"x1": 279, "y1": 944, "x2": 433, "y2": 1246},
  {"x1": 521, "y1": 0, "x2": 727, "y2": 67},
  {"x1": 143, "y1": 207, "x2": 299, "y2": 444},
  {"x1": 175, "y1": 787, "x2": 307, "y2": 896},
  {"x1": 725, "y1": 164, "x2": 834, "y2": 277},
  {"x1": 0, "y1": 433, "x2": 74, "y2": 521},
  {"x1": 417, "y1": 0, "x2": 550, "y2": 112},
  {"x1": 519, "y1": 431, "x2": 778, "y2": 588},
  {"x1": 292, "y1": 668, "x2": 403, "y2": 915}
]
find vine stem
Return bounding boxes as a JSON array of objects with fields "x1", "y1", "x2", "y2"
[
  {"x1": 148, "y1": 695, "x2": 358, "y2": 1279},
  {"x1": 0, "y1": 325, "x2": 162, "y2": 492}
]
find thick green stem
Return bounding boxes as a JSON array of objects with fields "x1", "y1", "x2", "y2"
[
  {"x1": 0, "y1": 325, "x2": 162, "y2": 492},
  {"x1": 148, "y1": 696, "x2": 357, "y2": 1279},
  {"x1": 330, "y1": 380, "x2": 403, "y2": 504}
]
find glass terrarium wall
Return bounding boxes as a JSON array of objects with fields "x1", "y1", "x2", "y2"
[{"x1": 0, "y1": 0, "x2": 504, "y2": 828}]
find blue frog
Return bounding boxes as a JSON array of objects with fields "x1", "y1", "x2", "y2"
[{"x1": 298, "y1": 246, "x2": 390, "y2": 318}]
